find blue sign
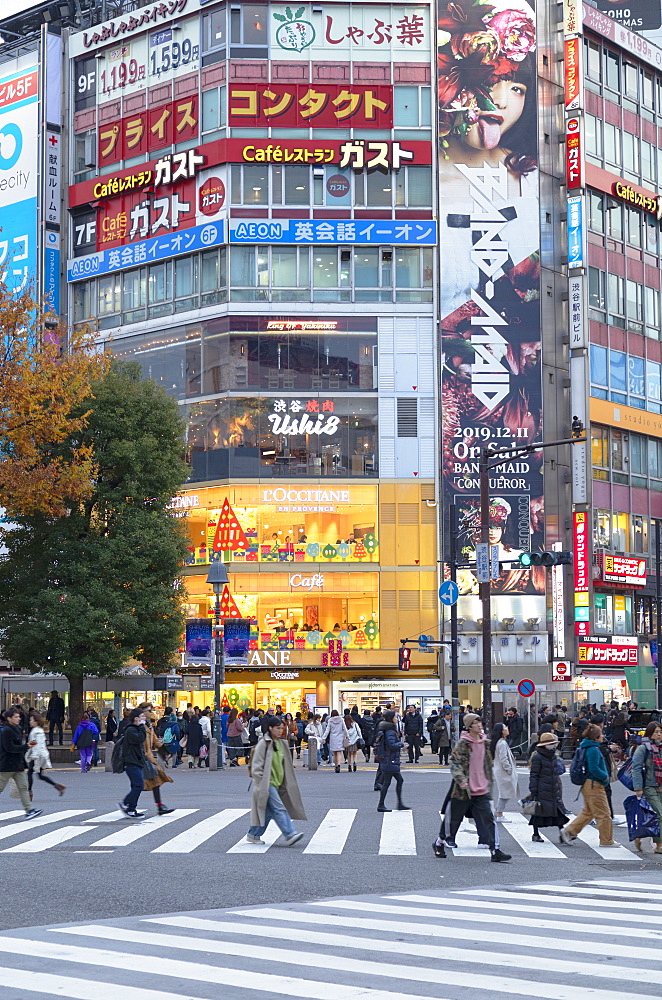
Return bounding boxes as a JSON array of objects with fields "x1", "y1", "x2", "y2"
[
  {"x1": 438, "y1": 580, "x2": 459, "y2": 607},
  {"x1": 43, "y1": 232, "x2": 60, "y2": 316},
  {"x1": 223, "y1": 618, "x2": 251, "y2": 666},
  {"x1": 517, "y1": 678, "x2": 536, "y2": 698},
  {"x1": 418, "y1": 634, "x2": 433, "y2": 649},
  {"x1": 567, "y1": 196, "x2": 584, "y2": 268},
  {"x1": 67, "y1": 219, "x2": 225, "y2": 282},
  {"x1": 185, "y1": 619, "x2": 213, "y2": 664},
  {"x1": 229, "y1": 218, "x2": 437, "y2": 246},
  {"x1": 475, "y1": 542, "x2": 490, "y2": 584}
]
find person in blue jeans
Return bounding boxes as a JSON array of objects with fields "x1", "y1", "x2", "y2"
[
  {"x1": 119, "y1": 708, "x2": 147, "y2": 819},
  {"x1": 246, "y1": 716, "x2": 307, "y2": 846}
]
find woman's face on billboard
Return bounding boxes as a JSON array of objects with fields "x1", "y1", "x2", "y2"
[{"x1": 463, "y1": 79, "x2": 527, "y2": 151}]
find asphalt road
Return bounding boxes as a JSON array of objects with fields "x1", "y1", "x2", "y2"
[{"x1": 0, "y1": 752, "x2": 659, "y2": 931}]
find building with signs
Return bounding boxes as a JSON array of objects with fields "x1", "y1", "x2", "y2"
[
  {"x1": 62, "y1": 0, "x2": 440, "y2": 717},
  {"x1": 5, "y1": 0, "x2": 662, "y2": 714}
]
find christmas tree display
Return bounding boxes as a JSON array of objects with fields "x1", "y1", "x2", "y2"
[
  {"x1": 353, "y1": 538, "x2": 367, "y2": 560},
  {"x1": 305, "y1": 542, "x2": 320, "y2": 560},
  {"x1": 211, "y1": 498, "x2": 248, "y2": 554},
  {"x1": 364, "y1": 532, "x2": 378, "y2": 560},
  {"x1": 336, "y1": 541, "x2": 350, "y2": 561},
  {"x1": 365, "y1": 619, "x2": 379, "y2": 645},
  {"x1": 322, "y1": 543, "x2": 337, "y2": 560},
  {"x1": 219, "y1": 585, "x2": 242, "y2": 618},
  {"x1": 353, "y1": 628, "x2": 367, "y2": 647}
]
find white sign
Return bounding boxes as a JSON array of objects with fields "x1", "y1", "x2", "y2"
[
  {"x1": 248, "y1": 650, "x2": 292, "y2": 668},
  {"x1": 70, "y1": 0, "x2": 192, "y2": 57},
  {"x1": 271, "y1": 671, "x2": 300, "y2": 680},
  {"x1": 262, "y1": 488, "x2": 350, "y2": 503},
  {"x1": 289, "y1": 573, "x2": 324, "y2": 590},
  {"x1": 268, "y1": 399, "x2": 340, "y2": 437},
  {"x1": 552, "y1": 561, "x2": 566, "y2": 659},
  {"x1": 476, "y1": 543, "x2": 489, "y2": 584},
  {"x1": 270, "y1": 4, "x2": 430, "y2": 61},
  {"x1": 569, "y1": 275, "x2": 586, "y2": 349},
  {"x1": 169, "y1": 494, "x2": 200, "y2": 510},
  {"x1": 490, "y1": 544, "x2": 499, "y2": 581}
]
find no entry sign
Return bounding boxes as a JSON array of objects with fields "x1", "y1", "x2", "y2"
[{"x1": 518, "y1": 678, "x2": 536, "y2": 698}]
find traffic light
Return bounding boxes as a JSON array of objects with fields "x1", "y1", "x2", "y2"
[
  {"x1": 518, "y1": 551, "x2": 572, "y2": 568},
  {"x1": 399, "y1": 645, "x2": 411, "y2": 670}
]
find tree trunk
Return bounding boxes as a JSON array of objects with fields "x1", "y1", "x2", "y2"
[{"x1": 67, "y1": 673, "x2": 84, "y2": 733}]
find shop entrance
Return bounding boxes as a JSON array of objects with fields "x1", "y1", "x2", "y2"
[{"x1": 255, "y1": 681, "x2": 316, "y2": 716}]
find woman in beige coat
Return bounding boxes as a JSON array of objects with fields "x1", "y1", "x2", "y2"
[
  {"x1": 246, "y1": 716, "x2": 306, "y2": 846},
  {"x1": 139, "y1": 703, "x2": 174, "y2": 815}
]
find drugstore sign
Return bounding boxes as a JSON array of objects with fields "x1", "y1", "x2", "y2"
[{"x1": 577, "y1": 635, "x2": 638, "y2": 666}]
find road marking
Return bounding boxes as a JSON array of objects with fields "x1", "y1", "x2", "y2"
[
  {"x1": 3, "y1": 825, "x2": 97, "y2": 852},
  {"x1": 573, "y1": 826, "x2": 640, "y2": 860},
  {"x1": 0, "y1": 933, "x2": 430, "y2": 1000},
  {"x1": 582, "y1": 879, "x2": 662, "y2": 892},
  {"x1": 303, "y1": 809, "x2": 356, "y2": 854},
  {"x1": 0, "y1": 811, "x2": 31, "y2": 822},
  {"x1": 448, "y1": 828, "x2": 488, "y2": 857},
  {"x1": 90, "y1": 810, "x2": 198, "y2": 847},
  {"x1": 83, "y1": 811, "x2": 129, "y2": 824},
  {"x1": 49, "y1": 921, "x2": 659, "y2": 1000},
  {"x1": 0, "y1": 966, "x2": 191, "y2": 1000},
  {"x1": 378, "y1": 810, "x2": 416, "y2": 855},
  {"x1": 0, "y1": 810, "x2": 91, "y2": 841},
  {"x1": 151, "y1": 808, "x2": 248, "y2": 853},
  {"x1": 503, "y1": 813, "x2": 566, "y2": 858},
  {"x1": 227, "y1": 821, "x2": 283, "y2": 853}
]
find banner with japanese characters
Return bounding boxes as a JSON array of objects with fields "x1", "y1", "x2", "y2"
[
  {"x1": 269, "y1": 4, "x2": 431, "y2": 60},
  {"x1": 0, "y1": 55, "x2": 39, "y2": 297},
  {"x1": 228, "y1": 84, "x2": 393, "y2": 129},
  {"x1": 228, "y1": 218, "x2": 436, "y2": 245},
  {"x1": 438, "y1": 0, "x2": 545, "y2": 610}
]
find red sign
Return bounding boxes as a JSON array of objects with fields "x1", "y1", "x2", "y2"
[
  {"x1": 228, "y1": 84, "x2": 393, "y2": 129},
  {"x1": 552, "y1": 661, "x2": 571, "y2": 681},
  {"x1": 518, "y1": 679, "x2": 536, "y2": 697},
  {"x1": 573, "y1": 512, "x2": 589, "y2": 591},
  {"x1": 327, "y1": 174, "x2": 350, "y2": 198},
  {"x1": 578, "y1": 636, "x2": 638, "y2": 666},
  {"x1": 566, "y1": 117, "x2": 583, "y2": 190},
  {"x1": 576, "y1": 621, "x2": 590, "y2": 637},
  {"x1": 596, "y1": 554, "x2": 647, "y2": 588},
  {"x1": 564, "y1": 37, "x2": 581, "y2": 111},
  {"x1": 96, "y1": 178, "x2": 196, "y2": 250},
  {"x1": 98, "y1": 95, "x2": 199, "y2": 167},
  {"x1": 199, "y1": 177, "x2": 225, "y2": 216},
  {"x1": 0, "y1": 69, "x2": 38, "y2": 111}
]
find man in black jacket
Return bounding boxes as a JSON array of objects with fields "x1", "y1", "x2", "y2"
[
  {"x1": 119, "y1": 708, "x2": 148, "y2": 818},
  {"x1": 0, "y1": 708, "x2": 42, "y2": 819},
  {"x1": 403, "y1": 705, "x2": 424, "y2": 763},
  {"x1": 358, "y1": 709, "x2": 376, "y2": 762},
  {"x1": 46, "y1": 690, "x2": 66, "y2": 746}
]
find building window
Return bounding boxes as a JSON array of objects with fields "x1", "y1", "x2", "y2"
[
  {"x1": 588, "y1": 191, "x2": 604, "y2": 233},
  {"x1": 604, "y1": 122, "x2": 621, "y2": 169},
  {"x1": 608, "y1": 273, "x2": 625, "y2": 328},
  {"x1": 588, "y1": 267, "x2": 606, "y2": 319},
  {"x1": 591, "y1": 424, "x2": 609, "y2": 479},
  {"x1": 585, "y1": 115, "x2": 602, "y2": 164}
]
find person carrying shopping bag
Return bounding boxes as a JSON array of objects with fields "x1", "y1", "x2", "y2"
[
  {"x1": 246, "y1": 716, "x2": 306, "y2": 847},
  {"x1": 631, "y1": 720, "x2": 662, "y2": 854}
]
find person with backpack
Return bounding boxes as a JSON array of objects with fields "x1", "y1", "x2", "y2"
[
  {"x1": 118, "y1": 707, "x2": 148, "y2": 819},
  {"x1": 376, "y1": 710, "x2": 409, "y2": 812},
  {"x1": 561, "y1": 723, "x2": 618, "y2": 847},
  {"x1": 246, "y1": 715, "x2": 306, "y2": 847},
  {"x1": 358, "y1": 709, "x2": 376, "y2": 763},
  {"x1": 161, "y1": 711, "x2": 181, "y2": 768},
  {"x1": 631, "y1": 721, "x2": 662, "y2": 854},
  {"x1": 71, "y1": 713, "x2": 100, "y2": 773}
]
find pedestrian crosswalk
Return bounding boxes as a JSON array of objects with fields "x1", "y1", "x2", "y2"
[
  {"x1": 0, "y1": 805, "x2": 648, "y2": 859},
  {"x1": 0, "y1": 877, "x2": 657, "y2": 1000}
]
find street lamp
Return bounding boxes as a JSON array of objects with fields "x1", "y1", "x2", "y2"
[{"x1": 206, "y1": 561, "x2": 229, "y2": 767}]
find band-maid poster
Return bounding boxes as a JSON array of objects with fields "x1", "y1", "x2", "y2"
[{"x1": 438, "y1": 0, "x2": 544, "y2": 600}]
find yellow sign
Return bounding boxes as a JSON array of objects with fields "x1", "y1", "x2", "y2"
[
  {"x1": 574, "y1": 592, "x2": 590, "y2": 606},
  {"x1": 590, "y1": 398, "x2": 662, "y2": 439},
  {"x1": 613, "y1": 181, "x2": 662, "y2": 221}
]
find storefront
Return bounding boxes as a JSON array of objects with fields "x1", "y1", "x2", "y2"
[{"x1": 333, "y1": 678, "x2": 443, "y2": 718}]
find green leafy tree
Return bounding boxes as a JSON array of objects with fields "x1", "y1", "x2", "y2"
[{"x1": 0, "y1": 361, "x2": 189, "y2": 726}]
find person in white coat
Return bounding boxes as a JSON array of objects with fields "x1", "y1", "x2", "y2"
[
  {"x1": 26, "y1": 712, "x2": 65, "y2": 799},
  {"x1": 343, "y1": 715, "x2": 362, "y2": 773},
  {"x1": 305, "y1": 714, "x2": 324, "y2": 764},
  {"x1": 322, "y1": 710, "x2": 347, "y2": 773},
  {"x1": 490, "y1": 722, "x2": 518, "y2": 821}
]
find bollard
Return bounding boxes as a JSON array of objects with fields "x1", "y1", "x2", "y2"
[
  {"x1": 307, "y1": 737, "x2": 318, "y2": 770},
  {"x1": 104, "y1": 741, "x2": 114, "y2": 772},
  {"x1": 209, "y1": 737, "x2": 218, "y2": 770}
]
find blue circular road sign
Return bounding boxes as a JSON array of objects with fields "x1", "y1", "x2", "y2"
[{"x1": 438, "y1": 580, "x2": 460, "y2": 607}]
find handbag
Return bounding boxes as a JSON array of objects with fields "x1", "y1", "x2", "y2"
[
  {"x1": 617, "y1": 757, "x2": 634, "y2": 790},
  {"x1": 520, "y1": 798, "x2": 539, "y2": 816},
  {"x1": 142, "y1": 759, "x2": 158, "y2": 780},
  {"x1": 240, "y1": 728, "x2": 250, "y2": 745},
  {"x1": 555, "y1": 758, "x2": 566, "y2": 776},
  {"x1": 624, "y1": 793, "x2": 661, "y2": 841}
]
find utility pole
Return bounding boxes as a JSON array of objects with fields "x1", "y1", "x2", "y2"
[{"x1": 478, "y1": 424, "x2": 586, "y2": 733}]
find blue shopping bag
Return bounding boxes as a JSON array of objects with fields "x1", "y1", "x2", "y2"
[
  {"x1": 624, "y1": 794, "x2": 661, "y2": 841},
  {"x1": 617, "y1": 757, "x2": 634, "y2": 790}
]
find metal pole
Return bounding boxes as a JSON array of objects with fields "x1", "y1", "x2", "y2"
[
  {"x1": 213, "y1": 589, "x2": 223, "y2": 768},
  {"x1": 449, "y1": 503, "x2": 460, "y2": 743},
  {"x1": 480, "y1": 448, "x2": 493, "y2": 732},
  {"x1": 656, "y1": 519, "x2": 662, "y2": 711}
]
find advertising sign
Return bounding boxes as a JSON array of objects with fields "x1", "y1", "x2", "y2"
[
  {"x1": 185, "y1": 618, "x2": 213, "y2": 664},
  {"x1": 67, "y1": 218, "x2": 225, "y2": 282},
  {"x1": 270, "y1": 4, "x2": 431, "y2": 60},
  {"x1": 564, "y1": 0, "x2": 581, "y2": 34},
  {"x1": 582, "y1": 4, "x2": 662, "y2": 71},
  {"x1": 228, "y1": 84, "x2": 393, "y2": 128},
  {"x1": 564, "y1": 37, "x2": 582, "y2": 110},
  {"x1": 438, "y1": 0, "x2": 544, "y2": 604},
  {"x1": 70, "y1": 0, "x2": 192, "y2": 56},
  {"x1": 578, "y1": 635, "x2": 638, "y2": 666},
  {"x1": 569, "y1": 275, "x2": 586, "y2": 348},
  {"x1": 612, "y1": 180, "x2": 662, "y2": 220},
  {"x1": 223, "y1": 618, "x2": 251, "y2": 667},
  {"x1": 0, "y1": 57, "x2": 39, "y2": 297},
  {"x1": 593, "y1": 0, "x2": 661, "y2": 31},
  {"x1": 552, "y1": 660, "x2": 572, "y2": 681},
  {"x1": 565, "y1": 116, "x2": 583, "y2": 189},
  {"x1": 567, "y1": 196, "x2": 584, "y2": 267},
  {"x1": 228, "y1": 218, "x2": 436, "y2": 245},
  {"x1": 573, "y1": 511, "x2": 590, "y2": 635},
  {"x1": 97, "y1": 96, "x2": 199, "y2": 168},
  {"x1": 552, "y1": 559, "x2": 566, "y2": 658},
  {"x1": 596, "y1": 554, "x2": 647, "y2": 587}
]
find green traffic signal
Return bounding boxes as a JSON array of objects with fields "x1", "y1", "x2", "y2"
[{"x1": 518, "y1": 550, "x2": 572, "y2": 568}]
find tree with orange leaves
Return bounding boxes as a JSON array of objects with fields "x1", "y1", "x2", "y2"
[{"x1": 0, "y1": 284, "x2": 108, "y2": 518}]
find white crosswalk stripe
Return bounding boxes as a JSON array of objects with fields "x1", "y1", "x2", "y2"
[
  {"x1": 0, "y1": 878, "x2": 656, "y2": 1000},
  {"x1": 0, "y1": 806, "x2": 649, "y2": 859}
]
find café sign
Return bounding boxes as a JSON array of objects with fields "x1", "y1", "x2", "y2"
[{"x1": 613, "y1": 181, "x2": 662, "y2": 220}]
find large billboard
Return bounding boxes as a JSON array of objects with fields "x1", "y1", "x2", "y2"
[
  {"x1": 438, "y1": 0, "x2": 544, "y2": 608},
  {"x1": 0, "y1": 56, "x2": 39, "y2": 296}
]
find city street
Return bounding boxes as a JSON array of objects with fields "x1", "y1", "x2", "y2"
[{"x1": 0, "y1": 755, "x2": 659, "y2": 932}]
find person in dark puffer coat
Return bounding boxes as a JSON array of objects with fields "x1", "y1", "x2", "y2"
[{"x1": 528, "y1": 731, "x2": 568, "y2": 843}]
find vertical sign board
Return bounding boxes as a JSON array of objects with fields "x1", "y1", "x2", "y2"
[
  {"x1": 223, "y1": 618, "x2": 251, "y2": 667},
  {"x1": 185, "y1": 618, "x2": 213, "y2": 665},
  {"x1": 438, "y1": 0, "x2": 546, "y2": 629},
  {"x1": 564, "y1": 36, "x2": 582, "y2": 111},
  {"x1": 0, "y1": 56, "x2": 39, "y2": 298},
  {"x1": 552, "y1": 545, "x2": 566, "y2": 659},
  {"x1": 563, "y1": 0, "x2": 581, "y2": 35},
  {"x1": 570, "y1": 355, "x2": 589, "y2": 504},
  {"x1": 565, "y1": 116, "x2": 584, "y2": 189},
  {"x1": 567, "y1": 196, "x2": 585, "y2": 268},
  {"x1": 573, "y1": 512, "x2": 590, "y2": 636},
  {"x1": 569, "y1": 274, "x2": 587, "y2": 348},
  {"x1": 41, "y1": 29, "x2": 63, "y2": 319}
]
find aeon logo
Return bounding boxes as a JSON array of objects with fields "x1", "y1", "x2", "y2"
[{"x1": 0, "y1": 124, "x2": 22, "y2": 170}]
